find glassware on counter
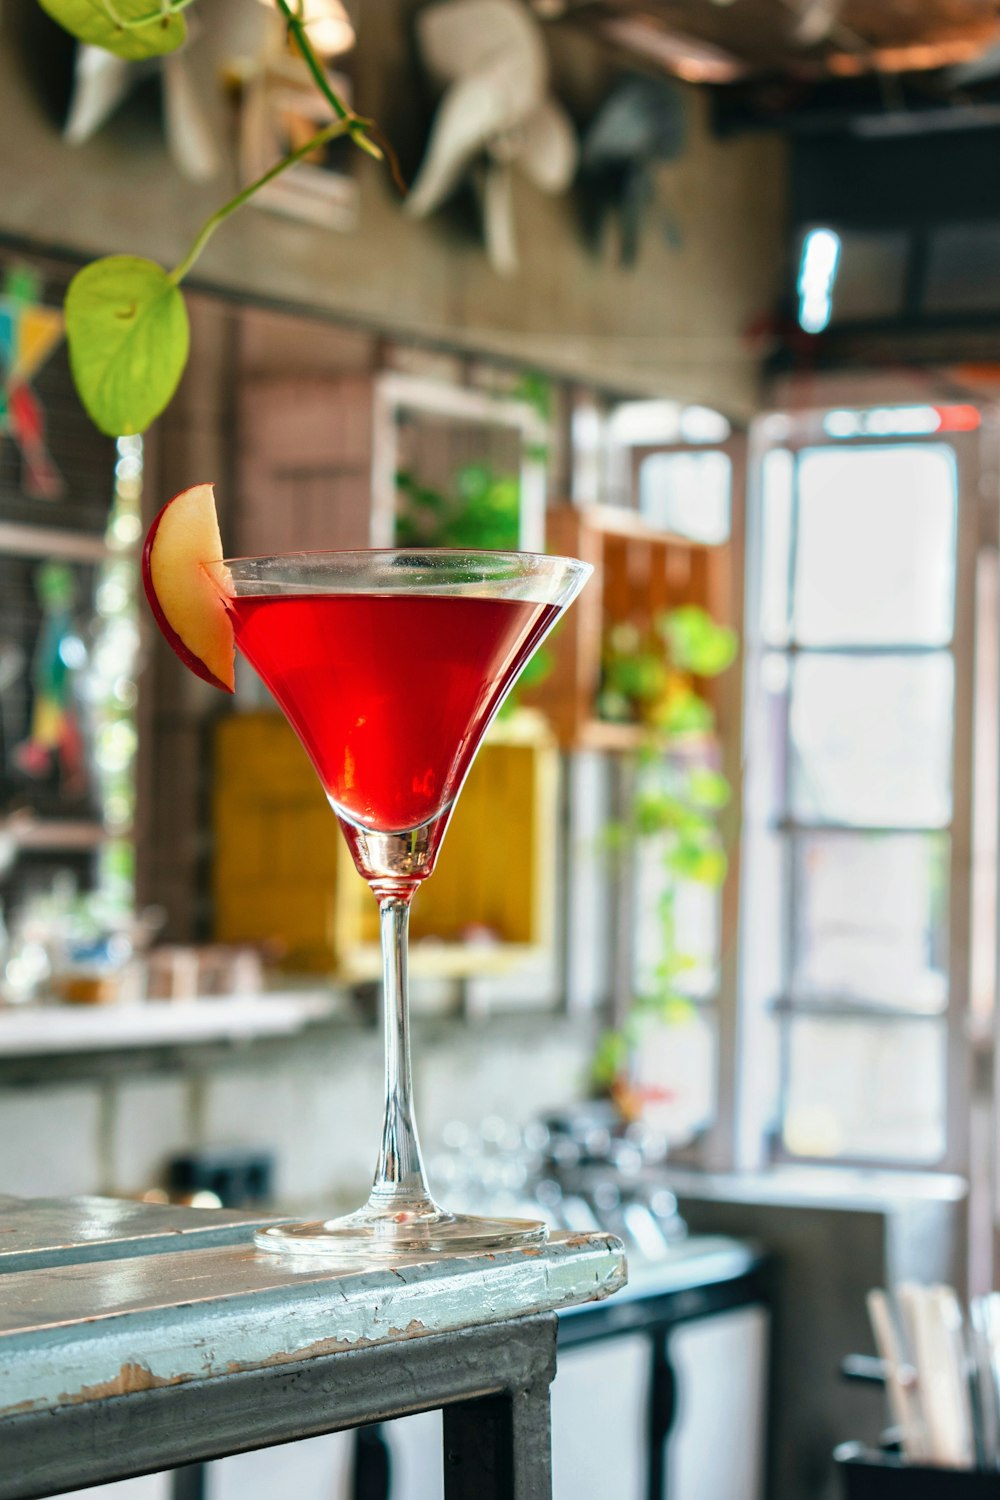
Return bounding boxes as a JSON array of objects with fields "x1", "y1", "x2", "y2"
[{"x1": 430, "y1": 1105, "x2": 688, "y2": 1263}]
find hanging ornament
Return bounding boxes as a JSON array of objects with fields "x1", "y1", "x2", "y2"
[
  {"x1": 406, "y1": 0, "x2": 577, "y2": 277},
  {"x1": 63, "y1": 18, "x2": 220, "y2": 184},
  {"x1": 14, "y1": 562, "x2": 88, "y2": 799},
  {"x1": 0, "y1": 267, "x2": 65, "y2": 501}
]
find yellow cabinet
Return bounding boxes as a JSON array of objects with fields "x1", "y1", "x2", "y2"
[{"x1": 213, "y1": 711, "x2": 559, "y2": 978}]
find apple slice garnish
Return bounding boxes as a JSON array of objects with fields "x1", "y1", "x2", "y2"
[{"x1": 142, "y1": 482, "x2": 235, "y2": 692}]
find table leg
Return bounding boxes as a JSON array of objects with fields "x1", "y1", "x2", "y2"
[
  {"x1": 442, "y1": 1376, "x2": 552, "y2": 1500},
  {"x1": 648, "y1": 1334, "x2": 678, "y2": 1500},
  {"x1": 171, "y1": 1464, "x2": 206, "y2": 1500},
  {"x1": 352, "y1": 1425, "x2": 392, "y2": 1500}
]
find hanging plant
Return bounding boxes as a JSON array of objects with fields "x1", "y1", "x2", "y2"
[
  {"x1": 33, "y1": 0, "x2": 404, "y2": 437},
  {"x1": 597, "y1": 604, "x2": 737, "y2": 731},
  {"x1": 593, "y1": 604, "x2": 737, "y2": 1130}
]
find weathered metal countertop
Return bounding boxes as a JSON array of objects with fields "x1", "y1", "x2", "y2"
[
  {"x1": 0, "y1": 1196, "x2": 627, "y2": 1421},
  {"x1": 0, "y1": 1194, "x2": 278, "y2": 1272}
]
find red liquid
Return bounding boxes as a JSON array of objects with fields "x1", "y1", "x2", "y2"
[{"x1": 227, "y1": 592, "x2": 559, "y2": 835}]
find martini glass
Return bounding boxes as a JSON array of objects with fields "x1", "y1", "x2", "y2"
[{"x1": 216, "y1": 549, "x2": 591, "y2": 1258}]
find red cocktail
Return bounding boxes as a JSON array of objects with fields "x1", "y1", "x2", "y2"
[
  {"x1": 144, "y1": 513, "x2": 591, "y2": 1258},
  {"x1": 227, "y1": 592, "x2": 558, "y2": 867},
  {"x1": 223, "y1": 550, "x2": 589, "y2": 1257}
]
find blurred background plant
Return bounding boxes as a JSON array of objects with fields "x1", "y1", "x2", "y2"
[
  {"x1": 593, "y1": 605, "x2": 737, "y2": 1127},
  {"x1": 395, "y1": 461, "x2": 554, "y2": 717},
  {"x1": 597, "y1": 604, "x2": 737, "y2": 732},
  {"x1": 395, "y1": 462, "x2": 520, "y2": 550}
]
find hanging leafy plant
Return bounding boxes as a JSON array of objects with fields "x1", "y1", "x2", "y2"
[
  {"x1": 34, "y1": 0, "x2": 404, "y2": 436},
  {"x1": 597, "y1": 606, "x2": 737, "y2": 731},
  {"x1": 593, "y1": 604, "x2": 737, "y2": 1125},
  {"x1": 37, "y1": 0, "x2": 191, "y2": 61}
]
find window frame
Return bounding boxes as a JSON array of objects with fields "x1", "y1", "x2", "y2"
[
  {"x1": 737, "y1": 412, "x2": 979, "y2": 1174},
  {"x1": 669, "y1": 431, "x2": 748, "y2": 1169}
]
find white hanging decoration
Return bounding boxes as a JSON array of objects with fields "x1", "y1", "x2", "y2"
[
  {"x1": 63, "y1": 20, "x2": 220, "y2": 184},
  {"x1": 407, "y1": 0, "x2": 577, "y2": 276}
]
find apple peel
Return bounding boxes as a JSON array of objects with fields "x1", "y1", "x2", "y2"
[{"x1": 142, "y1": 482, "x2": 235, "y2": 692}]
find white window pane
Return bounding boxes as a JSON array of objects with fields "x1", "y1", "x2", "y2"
[
  {"x1": 638, "y1": 451, "x2": 731, "y2": 542},
  {"x1": 634, "y1": 1010, "x2": 717, "y2": 1145},
  {"x1": 792, "y1": 833, "x2": 949, "y2": 1010},
  {"x1": 759, "y1": 449, "x2": 794, "y2": 646},
  {"x1": 749, "y1": 653, "x2": 790, "y2": 825},
  {"x1": 790, "y1": 655, "x2": 953, "y2": 827},
  {"x1": 784, "y1": 1017, "x2": 945, "y2": 1161},
  {"x1": 679, "y1": 406, "x2": 731, "y2": 444},
  {"x1": 634, "y1": 841, "x2": 720, "y2": 1001},
  {"x1": 794, "y1": 445, "x2": 957, "y2": 646}
]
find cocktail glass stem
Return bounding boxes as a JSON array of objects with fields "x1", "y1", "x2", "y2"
[{"x1": 367, "y1": 893, "x2": 435, "y2": 1217}]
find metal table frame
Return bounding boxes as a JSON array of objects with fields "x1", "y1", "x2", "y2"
[{"x1": 2, "y1": 1314, "x2": 557, "y2": 1500}]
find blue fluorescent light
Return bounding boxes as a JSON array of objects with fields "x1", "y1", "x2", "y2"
[{"x1": 798, "y1": 228, "x2": 841, "y2": 334}]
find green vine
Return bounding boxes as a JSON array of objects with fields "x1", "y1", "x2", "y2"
[
  {"x1": 592, "y1": 606, "x2": 738, "y2": 1123},
  {"x1": 35, "y1": 0, "x2": 404, "y2": 435},
  {"x1": 167, "y1": 117, "x2": 353, "y2": 285}
]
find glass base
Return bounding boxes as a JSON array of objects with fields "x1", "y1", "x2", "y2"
[{"x1": 254, "y1": 1204, "x2": 547, "y2": 1260}]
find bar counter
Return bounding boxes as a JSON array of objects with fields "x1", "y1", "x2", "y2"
[{"x1": 0, "y1": 1197, "x2": 626, "y2": 1500}]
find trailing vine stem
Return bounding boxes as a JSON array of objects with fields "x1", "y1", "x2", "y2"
[
  {"x1": 46, "y1": 0, "x2": 406, "y2": 434},
  {"x1": 271, "y1": 0, "x2": 409, "y2": 194},
  {"x1": 168, "y1": 117, "x2": 353, "y2": 285},
  {"x1": 95, "y1": 0, "x2": 406, "y2": 192},
  {"x1": 160, "y1": 0, "x2": 410, "y2": 284}
]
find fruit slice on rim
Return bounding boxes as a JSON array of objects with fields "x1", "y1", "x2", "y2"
[{"x1": 142, "y1": 482, "x2": 235, "y2": 692}]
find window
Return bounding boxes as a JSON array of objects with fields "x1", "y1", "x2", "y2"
[
  {"x1": 741, "y1": 425, "x2": 972, "y2": 1166},
  {"x1": 638, "y1": 451, "x2": 732, "y2": 543},
  {"x1": 573, "y1": 396, "x2": 744, "y2": 1155}
]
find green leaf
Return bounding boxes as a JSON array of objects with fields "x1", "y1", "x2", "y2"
[
  {"x1": 596, "y1": 687, "x2": 633, "y2": 724},
  {"x1": 666, "y1": 841, "x2": 728, "y2": 886},
  {"x1": 599, "y1": 820, "x2": 629, "y2": 854},
  {"x1": 659, "y1": 995, "x2": 697, "y2": 1026},
  {"x1": 687, "y1": 766, "x2": 731, "y2": 810},
  {"x1": 606, "y1": 651, "x2": 667, "y2": 704},
  {"x1": 660, "y1": 606, "x2": 738, "y2": 678},
  {"x1": 457, "y1": 463, "x2": 491, "y2": 505},
  {"x1": 514, "y1": 370, "x2": 552, "y2": 422},
  {"x1": 633, "y1": 787, "x2": 688, "y2": 836},
  {"x1": 516, "y1": 646, "x2": 553, "y2": 691},
  {"x1": 648, "y1": 685, "x2": 713, "y2": 736},
  {"x1": 65, "y1": 257, "x2": 189, "y2": 436},
  {"x1": 591, "y1": 1029, "x2": 628, "y2": 1089},
  {"x1": 37, "y1": 0, "x2": 187, "y2": 59}
]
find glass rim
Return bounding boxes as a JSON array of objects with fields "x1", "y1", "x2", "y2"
[
  {"x1": 215, "y1": 546, "x2": 593, "y2": 603},
  {"x1": 219, "y1": 545, "x2": 588, "y2": 570}
]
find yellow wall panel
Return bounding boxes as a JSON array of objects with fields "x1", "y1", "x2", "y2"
[{"x1": 213, "y1": 712, "x2": 558, "y2": 976}]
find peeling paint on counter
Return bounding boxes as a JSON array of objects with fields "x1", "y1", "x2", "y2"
[{"x1": 0, "y1": 1220, "x2": 626, "y2": 1418}]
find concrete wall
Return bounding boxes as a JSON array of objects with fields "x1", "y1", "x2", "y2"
[
  {"x1": 0, "y1": 0, "x2": 786, "y2": 415},
  {"x1": 0, "y1": 1011, "x2": 595, "y2": 1209}
]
